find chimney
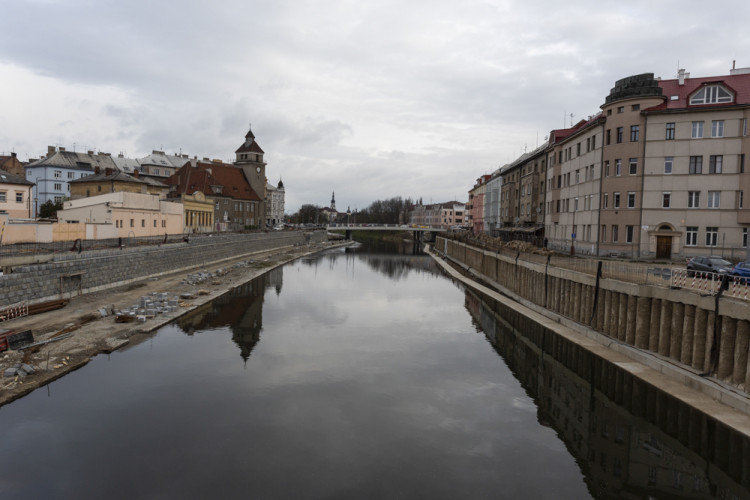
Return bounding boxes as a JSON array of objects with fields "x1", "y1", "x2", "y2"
[
  {"x1": 59, "y1": 147, "x2": 66, "y2": 152},
  {"x1": 133, "y1": 169, "x2": 139, "y2": 178},
  {"x1": 677, "y1": 68, "x2": 690, "y2": 85},
  {"x1": 88, "y1": 150, "x2": 94, "y2": 155},
  {"x1": 95, "y1": 166, "x2": 100, "y2": 174},
  {"x1": 105, "y1": 168, "x2": 112, "y2": 176},
  {"x1": 11, "y1": 152, "x2": 16, "y2": 158},
  {"x1": 48, "y1": 146, "x2": 55, "y2": 156}
]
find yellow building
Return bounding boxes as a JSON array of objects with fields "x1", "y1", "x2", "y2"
[
  {"x1": 179, "y1": 191, "x2": 214, "y2": 233},
  {"x1": 69, "y1": 168, "x2": 168, "y2": 199}
]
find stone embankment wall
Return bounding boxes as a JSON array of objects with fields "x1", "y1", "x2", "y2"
[
  {"x1": 1, "y1": 231, "x2": 327, "y2": 308},
  {"x1": 437, "y1": 237, "x2": 750, "y2": 396}
]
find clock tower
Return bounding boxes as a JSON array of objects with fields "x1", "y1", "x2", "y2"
[{"x1": 235, "y1": 125, "x2": 267, "y2": 226}]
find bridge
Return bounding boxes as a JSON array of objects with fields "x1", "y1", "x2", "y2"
[{"x1": 324, "y1": 224, "x2": 450, "y2": 241}]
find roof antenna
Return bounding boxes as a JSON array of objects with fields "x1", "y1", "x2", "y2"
[{"x1": 569, "y1": 113, "x2": 575, "y2": 127}]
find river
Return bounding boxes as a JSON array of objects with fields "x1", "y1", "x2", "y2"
[{"x1": 0, "y1": 240, "x2": 747, "y2": 499}]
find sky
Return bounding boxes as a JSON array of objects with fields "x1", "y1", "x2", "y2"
[{"x1": 2, "y1": 0, "x2": 749, "y2": 213}]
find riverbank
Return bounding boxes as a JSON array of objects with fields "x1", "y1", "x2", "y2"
[
  {"x1": 426, "y1": 244, "x2": 750, "y2": 438},
  {"x1": 0, "y1": 239, "x2": 353, "y2": 407}
]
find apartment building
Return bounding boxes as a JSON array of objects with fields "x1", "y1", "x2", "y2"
[
  {"x1": 638, "y1": 69, "x2": 750, "y2": 259},
  {"x1": 545, "y1": 115, "x2": 605, "y2": 254}
]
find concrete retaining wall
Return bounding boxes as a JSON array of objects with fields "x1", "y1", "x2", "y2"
[
  {"x1": 437, "y1": 236, "x2": 750, "y2": 396},
  {"x1": 1, "y1": 231, "x2": 327, "y2": 308}
]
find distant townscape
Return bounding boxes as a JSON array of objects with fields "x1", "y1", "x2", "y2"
[
  {"x1": 3, "y1": 65, "x2": 750, "y2": 262},
  {"x1": 0, "y1": 127, "x2": 285, "y2": 244}
]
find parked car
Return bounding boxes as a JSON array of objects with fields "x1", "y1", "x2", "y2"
[
  {"x1": 732, "y1": 262, "x2": 750, "y2": 283},
  {"x1": 686, "y1": 255, "x2": 734, "y2": 276}
]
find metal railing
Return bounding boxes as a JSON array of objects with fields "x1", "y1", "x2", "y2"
[
  {"x1": 0, "y1": 301, "x2": 28, "y2": 323},
  {"x1": 441, "y1": 233, "x2": 750, "y2": 301}
]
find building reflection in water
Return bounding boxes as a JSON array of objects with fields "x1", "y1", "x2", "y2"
[
  {"x1": 174, "y1": 267, "x2": 283, "y2": 361},
  {"x1": 464, "y1": 288, "x2": 750, "y2": 499}
]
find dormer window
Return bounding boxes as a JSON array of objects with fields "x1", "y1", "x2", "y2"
[{"x1": 690, "y1": 85, "x2": 733, "y2": 105}]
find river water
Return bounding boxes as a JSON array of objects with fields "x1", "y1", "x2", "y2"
[{"x1": 0, "y1": 241, "x2": 748, "y2": 499}]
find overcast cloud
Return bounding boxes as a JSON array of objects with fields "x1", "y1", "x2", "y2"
[{"x1": 1, "y1": 0, "x2": 749, "y2": 212}]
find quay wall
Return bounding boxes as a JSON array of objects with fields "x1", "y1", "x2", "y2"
[
  {"x1": 1, "y1": 231, "x2": 327, "y2": 308},
  {"x1": 436, "y1": 236, "x2": 750, "y2": 397}
]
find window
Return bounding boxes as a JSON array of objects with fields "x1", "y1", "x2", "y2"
[
  {"x1": 742, "y1": 154, "x2": 746, "y2": 173},
  {"x1": 688, "y1": 191, "x2": 700, "y2": 208},
  {"x1": 617, "y1": 106, "x2": 624, "y2": 113},
  {"x1": 0, "y1": 192, "x2": 5, "y2": 202},
  {"x1": 16, "y1": 192, "x2": 23, "y2": 203},
  {"x1": 574, "y1": 198, "x2": 579, "y2": 211},
  {"x1": 591, "y1": 135, "x2": 596, "y2": 150},
  {"x1": 664, "y1": 157, "x2": 673, "y2": 174},
  {"x1": 708, "y1": 191, "x2": 720, "y2": 208},
  {"x1": 605, "y1": 160, "x2": 610, "y2": 177},
  {"x1": 141, "y1": 219, "x2": 145, "y2": 227},
  {"x1": 601, "y1": 225, "x2": 606, "y2": 242},
  {"x1": 689, "y1": 156, "x2": 703, "y2": 174},
  {"x1": 630, "y1": 125, "x2": 639, "y2": 142},
  {"x1": 575, "y1": 170, "x2": 580, "y2": 184},
  {"x1": 130, "y1": 219, "x2": 134, "y2": 227},
  {"x1": 666, "y1": 123, "x2": 675, "y2": 140},
  {"x1": 690, "y1": 85, "x2": 733, "y2": 105},
  {"x1": 586, "y1": 137, "x2": 591, "y2": 152},
  {"x1": 54, "y1": 183, "x2": 62, "y2": 190},
  {"x1": 691, "y1": 121, "x2": 704, "y2": 138},
  {"x1": 612, "y1": 225, "x2": 619, "y2": 242},
  {"x1": 616, "y1": 127, "x2": 623, "y2": 143},
  {"x1": 706, "y1": 227, "x2": 718, "y2": 246},
  {"x1": 632, "y1": 104, "x2": 640, "y2": 111},
  {"x1": 615, "y1": 159, "x2": 622, "y2": 176},
  {"x1": 629, "y1": 158, "x2": 637, "y2": 175},
  {"x1": 162, "y1": 220, "x2": 166, "y2": 228},
  {"x1": 627, "y1": 192, "x2": 636, "y2": 208},
  {"x1": 709, "y1": 155, "x2": 722, "y2": 173},
  {"x1": 577, "y1": 143, "x2": 581, "y2": 156},
  {"x1": 686, "y1": 227, "x2": 698, "y2": 246},
  {"x1": 606, "y1": 129, "x2": 611, "y2": 145},
  {"x1": 711, "y1": 120, "x2": 724, "y2": 137},
  {"x1": 68, "y1": 172, "x2": 74, "y2": 179},
  {"x1": 603, "y1": 193, "x2": 609, "y2": 208},
  {"x1": 614, "y1": 192, "x2": 621, "y2": 208},
  {"x1": 54, "y1": 195, "x2": 62, "y2": 203},
  {"x1": 662, "y1": 192, "x2": 671, "y2": 208},
  {"x1": 744, "y1": 228, "x2": 748, "y2": 248},
  {"x1": 739, "y1": 191, "x2": 744, "y2": 209},
  {"x1": 626, "y1": 225, "x2": 634, "y2": 243}
]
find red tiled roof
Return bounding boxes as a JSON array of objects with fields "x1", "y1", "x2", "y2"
[
  {"x1": 647, "y1": 72, "x2": 750, "y2": 112},
  {"x1": 167, "y1": 162, "x2": 262, "y2": 201}
]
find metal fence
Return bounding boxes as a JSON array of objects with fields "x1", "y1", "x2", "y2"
[
  {"x1": 442, "y1": 234, "x2": 750, "y2": 301},
  {"x1": 0, "y1": 301, "x2": 27, "y2": 323}
]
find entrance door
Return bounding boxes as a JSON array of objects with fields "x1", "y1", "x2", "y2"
[{"x1": 656, "y1": 236, "x2": 672, "y2": 259}]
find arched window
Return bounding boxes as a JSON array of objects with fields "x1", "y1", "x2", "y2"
[{"x1": 690, "y1": 85, "x2": 733, "y2": 105}]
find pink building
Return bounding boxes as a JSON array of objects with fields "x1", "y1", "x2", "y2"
[{"x1": 468, "y1": 175, "x2": 491, "y2": 234}]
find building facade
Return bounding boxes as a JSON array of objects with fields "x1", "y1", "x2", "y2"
[{"x1": 0, "y1": 169, "x2": 33, "y2": 218}]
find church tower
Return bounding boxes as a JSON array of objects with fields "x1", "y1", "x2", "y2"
[
  {"x1": 331, "y1": 191, "x2": 336, "y2": 211},
  {"x1": 234, "y1": 125, "x2": 267, "y2": 226}
]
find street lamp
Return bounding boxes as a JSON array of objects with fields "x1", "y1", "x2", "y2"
[{"x1": 34, "y1": 176, "x2": 42, "y2": 218}]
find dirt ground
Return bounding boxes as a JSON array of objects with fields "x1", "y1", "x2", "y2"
[{"x1": 0, "y1": 239, "x2": 351, "y2": 407}]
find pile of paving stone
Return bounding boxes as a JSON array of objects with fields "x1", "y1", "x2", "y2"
[
  {"x1": 115, "y1": 292, "x2": 181, "y2": 323},
  {"x1": 4, "y1": 363, "x2": 35, "y2": 378},
  {"x1": 183, "y1": 271, "x2": 216, "y2": 285}
]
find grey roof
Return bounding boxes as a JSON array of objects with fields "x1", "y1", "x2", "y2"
[
  {"x1": 112, "y1": 155, "x2": 141, "y2": 173},
  {"x1": 25, "y1": 150, "x2": 118, "y2": 171},
  {"x1": 0, "y1": 168, "x2": 33, "y2": 186},
  {"x1": 138, "y1": 151, "x2": 192, "y2": 169},
  {"x1": 69, "y1": 170, "x2": 148, "y2": 185}
]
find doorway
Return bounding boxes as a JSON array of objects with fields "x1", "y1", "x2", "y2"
[{"x1": 656, "y1": 236, "x2": 672, "y2": 259}]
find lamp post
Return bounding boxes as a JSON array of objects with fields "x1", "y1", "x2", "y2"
[{"x1": 34, "y1": 176, "x2": 42, "y2": 218}]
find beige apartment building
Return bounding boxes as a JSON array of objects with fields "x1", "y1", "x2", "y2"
[
  {"x1": 638, "y1": 69, "x2": 750, "y2": 259},
  {"x1": 545, "y1": 115, "x2": 605, "y2": 254}
]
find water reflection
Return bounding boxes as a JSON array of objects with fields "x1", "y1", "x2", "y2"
[
  {"x1": 174, "y1": 267, "x2": 282, "y2": 361},
  {"x1": 464, "y1": 288, "x2": 750, "y2": 499}
]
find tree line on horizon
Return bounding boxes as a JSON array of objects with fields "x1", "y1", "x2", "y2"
[{"x1": 288, "y1": 196, "x2": 422, "y2": 225}]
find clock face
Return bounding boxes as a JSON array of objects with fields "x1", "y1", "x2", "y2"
[{"x1": 256, "y1": 167, "x2": 261, "y2": 173}]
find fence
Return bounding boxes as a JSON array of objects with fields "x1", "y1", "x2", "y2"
[
  {"x1": 670, "y1": 269, "x2": 750, "y2": 300},
  {"x1": 0, "y1": 301, "x2": 27, "y2": 323}
]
